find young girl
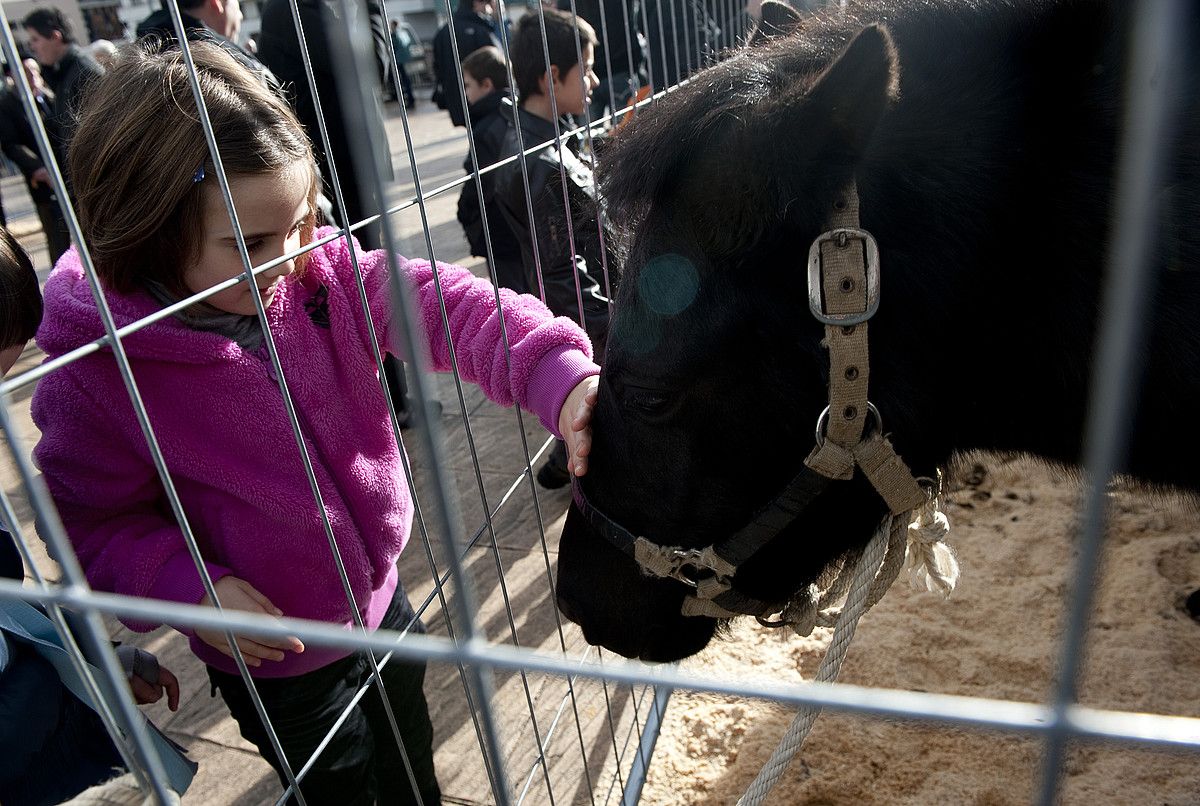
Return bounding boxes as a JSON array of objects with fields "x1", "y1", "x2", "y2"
[{"x1": 31, "y1": 42, "x2": 599, "y2": 804}]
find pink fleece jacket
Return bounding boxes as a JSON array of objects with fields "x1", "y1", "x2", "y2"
[{"x1": 32, "y1": 227, "x2": 598, "y2": 677}]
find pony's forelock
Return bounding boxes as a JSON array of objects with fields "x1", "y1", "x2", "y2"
[{"x1": 598, "y1": 50, "x2": 784, "y2": 232}]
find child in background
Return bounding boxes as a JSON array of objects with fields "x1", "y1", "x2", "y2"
[
  {"x1": 455, "y1": 46, "x2": 526, "y2": 294},
  {"x1": 0, "y1": 225, "x2": 189, "y2": 804},
  {"x1": 32, "y1": 42, "x2": 599, "y2": 805},
  {"x1": 495, "y1": 8, "x2": 610, "y2": 488}
]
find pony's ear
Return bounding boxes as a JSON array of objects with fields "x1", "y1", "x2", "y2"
[
  {"x1": 799, "y1": 24, "x2": 899, "y2": 163},
  {"x1": 748, "y1": 1, "x2": 805, "y2": 46}
]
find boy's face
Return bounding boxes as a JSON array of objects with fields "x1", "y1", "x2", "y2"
[
  {"x1": 464, "y1": 73, "x2": 494, "y2": 106},
  {"x1": 554, "y1": 43, "x2": 598, "y2": 117},
  {"x1": 24, "y1": 28, "x2": 67, "y2": 68}
]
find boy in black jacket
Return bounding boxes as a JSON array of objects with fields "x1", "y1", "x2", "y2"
[
  {"x1": 456, "y1": 46, "x2": 526, "y2": 293},
  {"x1": 495, "y1": 8, "x2": 611, "y2": 488}
]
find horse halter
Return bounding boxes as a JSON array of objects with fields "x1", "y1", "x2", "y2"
[{"x1": 571, "y1": 181, "x2": 930, "y2": 620}]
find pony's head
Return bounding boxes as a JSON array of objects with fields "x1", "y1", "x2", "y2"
[{"x1": 555, "y1": 25, "x2": 921, "y2": 661}]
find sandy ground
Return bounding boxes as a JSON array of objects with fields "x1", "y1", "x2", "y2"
[{"x1": 643, "y1": 455, "x2": 1200, "y2": 805}]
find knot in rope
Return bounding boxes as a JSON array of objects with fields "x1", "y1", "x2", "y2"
[
  {"x1": 779, "y1": 583, "x2": 841, "y2": 637},
  {"x1": 905, "y1": 497, "x2": 958, "y2": 597}
]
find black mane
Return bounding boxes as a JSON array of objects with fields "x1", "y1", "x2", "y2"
[{"x1": 597, "y1": 0, "x2": 1067, "y2": 257}]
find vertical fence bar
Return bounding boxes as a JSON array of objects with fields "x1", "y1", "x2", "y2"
[
  {"x1": 0, "y1": 10, "x2": 247, "y2": 802},
  {"x1": 264, "y1": 5, "x2": 454, "y2": 802},
  {"x1": 321, "y1": 7, "x2": 515, "y2": 804},
  {"x1": 1036, "y1": 1, "x2": 1188, "y2": 803},
  {"x1": 396, "y1": 2, "x2": 590, "y2": 801},
  {"x1": 619, "y1": 685, "x2": 671, "y2": 806},
  {"x1": 0, "y1": 403, "x2": 174, "y2": 803}
]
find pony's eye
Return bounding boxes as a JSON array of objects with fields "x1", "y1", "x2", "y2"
[{"x1": 624, "y1": 387, "x2": 673, "y2": 416}]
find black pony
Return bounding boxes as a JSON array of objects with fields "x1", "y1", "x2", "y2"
[{"x1": 554, "y1": 0, "x2": 1200, "y2": 662}]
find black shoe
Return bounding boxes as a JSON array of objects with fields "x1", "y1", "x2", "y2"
[
  {"x1": 536, "y1": 461, "x2": 571, "y2": 489},
  {"x1": 396, "y1": 400, "x2": 443, "y2": 430}
]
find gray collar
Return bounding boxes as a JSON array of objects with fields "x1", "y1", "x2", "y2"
[{"x1": 142, "y1": 279, "x2": 265, "y2": 352}]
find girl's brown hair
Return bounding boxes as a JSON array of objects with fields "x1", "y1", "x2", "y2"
[{"x1": 69, "y1": 41, "x2": 319, "y2": 297}]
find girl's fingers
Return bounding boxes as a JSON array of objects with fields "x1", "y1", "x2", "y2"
[
  {"x1": 250, "y1": 632, "x2": 305, "y2": 653},
  {"x1": 569, "y1": 432, "x2": 592, "y2": 476},
  {"x1": 235, "y1": 636, "x2": 286, "y2": 663},
  {"x1": 235, "y1": 579, "x2": 283, "y2": 616}
]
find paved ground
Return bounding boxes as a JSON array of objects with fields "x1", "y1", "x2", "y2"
[{"x1": 1, "y1": 95, "x2": 652, "y2": 805}]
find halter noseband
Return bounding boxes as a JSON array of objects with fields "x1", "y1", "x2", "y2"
[{"x1": 571, "y1": 182, "x2": 929, "y2": 620}]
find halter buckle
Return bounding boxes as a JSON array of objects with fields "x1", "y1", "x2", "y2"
[
  {"x1": 806, "y1": 227, "x2": 881, "y2": 325},
  {"x1": 661, "y1": 547, "x2": 732, "y2": 590}
]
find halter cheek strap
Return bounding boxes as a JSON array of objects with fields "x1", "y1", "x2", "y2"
[{"x1": 804, "y1": 184, "x2": 925, "y2": 515}]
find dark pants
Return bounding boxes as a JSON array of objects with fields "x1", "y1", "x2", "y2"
[
  {"x1": 398, "y1": 63, "x2": 415, "y2": 107},
  {"x1": 34, "y1": 199, "x2": 70, "y2": 266},
  {"x1": 382, "y1": 353, "x2": 413, "y2": 422},
  {"x1": 492, "y1": 255, "x2": 528, "y2": 296},
  {"x1": 208, "y1": 590, "x2": 441, "y2": 806},
  {"x1": 0, "y1": 642, "x2": 125, "y2": 806}
]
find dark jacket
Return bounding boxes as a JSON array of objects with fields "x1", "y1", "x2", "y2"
[
  {"x1": 456, "y1": 89, "x2": 524, "y2": 291},
  {"x1": 561, "y1": 0, "x2": 643, "y2": 82},
  {"x1": 0, "y1": 85, "x2": 54, "y2": 203},
  {"x1": 257, "y1": 0, "x2": 393, "y2": 249},
  {"x1": 136, "y1": 9, "x2": 276, "y2": 85},
  {"x1": 431, "y1": 9, "x2": 499, "y2": 127},
  {"x1": 643, "y1": 0, "x2": 722, "y2": 87},
  {"x1": 495, "y1": 99, "x2": 611, "y2": 355},
  {"x1": 41, "y1": 45, "x2": 102, "y2": 178}
]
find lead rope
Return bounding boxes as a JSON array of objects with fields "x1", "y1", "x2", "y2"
[
  {"x1": 737, "y1": 491, "x2": 957, "y2": 806},
  {"x1": 736, "y1": 516, "x2": 900, "y2": 806}
]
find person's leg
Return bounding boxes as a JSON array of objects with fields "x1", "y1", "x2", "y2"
[
  {"x1": 36, "y1": 200, "x2": 71, "y2": 265},
  {"x1": 208, "y1": 660, "x2": 378, "y2": 806},
  {"x1": 400, "y1": 63, "x2": 415, "y2": 108},
  {"x1": 536, "y1": 441, "x2": 571, "y2": 489},
  {"x1": 382, "y1": 353, "x2": 413, "y2": 426},
  {"x1": 364, "y1": 587, "x2": 441, "y2": 805},
  {"x1": 493, "y1": 256, "x2": 529, "y2": 295}
]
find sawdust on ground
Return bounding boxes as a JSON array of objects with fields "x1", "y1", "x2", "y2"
[{"x1": 642, "y1": 455, "x2": 1200, "y2": 805}]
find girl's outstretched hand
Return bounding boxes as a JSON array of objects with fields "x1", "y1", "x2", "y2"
[
  {"x1": 196, "y1": 576, "x2": 305, "y2": 667},
  {"x1": 559, "y1": 375, "x2": 599, "y2": 478}
]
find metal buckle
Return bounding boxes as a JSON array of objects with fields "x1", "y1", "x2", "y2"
[
  {"x1": 806, "y1": 227, "x2": 881, "y2": 326},
  {"x1": 664, "y1": 548, "x2": 729, "y2": 589}
]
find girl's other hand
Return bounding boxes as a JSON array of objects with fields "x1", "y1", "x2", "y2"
[
  {"x1": 559, "y1": 375, "x2": 599, "y2": 478},
  {"x1": 196, "y1": 576, "x2": 305, "y2": 667}
]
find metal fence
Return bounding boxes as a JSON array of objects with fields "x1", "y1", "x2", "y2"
[{"x1": 0, "y1": 0, "x2": 1197, "y2": 805}]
